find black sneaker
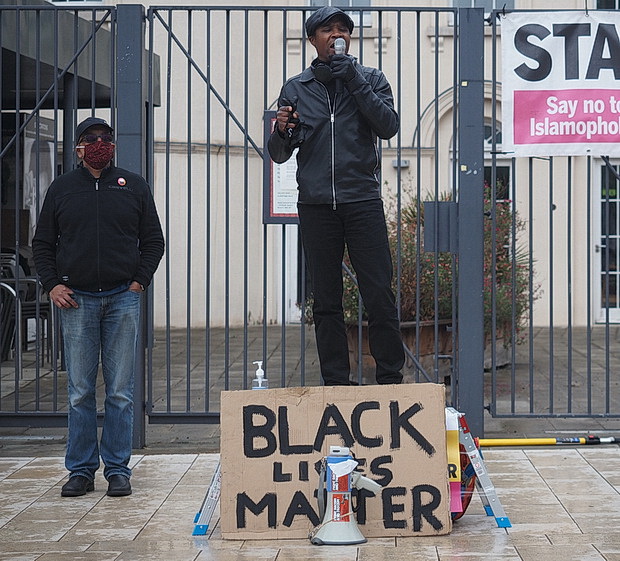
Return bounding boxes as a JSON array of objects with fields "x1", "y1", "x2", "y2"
[
  {"x1": 106, "y1": 474, "x2": 132, "y2": 497},
  {"x1": 61, "y1": 475, "x2": 94, "y2": 497}
]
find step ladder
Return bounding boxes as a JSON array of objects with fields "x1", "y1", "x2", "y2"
[
  {"x1": 192, "y1": 462, "x2": 222, "y2": 536},
  {"x1": 454, "y1": 409, "x2": 511, "y2": 528}
]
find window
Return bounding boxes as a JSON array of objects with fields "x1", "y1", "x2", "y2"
[
  {"x1": 483, "y1": 122, "x2": 510, "y2": 201},
  {"x1": 597, "y1": 0, "x2": 619, "y2": 9},
  {"x1": 453, "y1": 0, "x2": 514, "y2": 12},
  {"x1": 310, "y1": 0, "x2": 370, "y2": 7},
  {"x1": 310, "y1": 0, "x2": 372, "y2": 28}
]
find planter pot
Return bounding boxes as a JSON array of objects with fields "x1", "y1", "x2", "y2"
[
  {"x1": 346, "y1": 320, "x2": 453, "y2": 384},
  {"x1": 484, "y1": 336, "x2": 511, "y2": 370}
]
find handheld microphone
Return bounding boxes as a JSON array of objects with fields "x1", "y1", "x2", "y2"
[{"x1": 334, "y1": 38, "x2": 346, "y2": 94}]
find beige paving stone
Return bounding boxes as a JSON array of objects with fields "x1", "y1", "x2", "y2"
[
  {"x1": 114, "y1": 552, "x2": 201, "y2": 561},
  {"x1": 194, "y1": 550, "x2": 279, "y2": 561},
  {"x1": 0, "y1": 458, "x2": 34, "y2": 478},
  {"x1": 515, "y1": 544, "x2": 606, "y2": 561},
  {"x1": 248, "y1": 544, "x2": 358, "y2": 561},
  {"x1": 547, "y1": 532, "x2": 620, "y2": 547},
  {"x1": 38, "y1": 554, "x2": 121, "y2": 561},
  {"x1": 543, "y1": 477, "x2": 616, "y2": 495},
  {"x1": 505, "y1": 521, "x2": 583, "y2": 535},
  {"x1": 556, "y1": 494, "x2": 620, "y2": 513},
  {"x1": 569, "y1": 513, "x2": 620, "y2": 533},
  {"x1": 0, "y1": 541, "x2": 90, "y2": 554},
  {"x1": 525, "y1": 449, "x2": 589, "y2": 466},
  {"x1": 499, "y1": 502, "x2": 574, "y2": 521},
  {"x1": 436, "y1": 544, "x2": 522, "y2": 560},
  {"x1": 357, "y1": 545, "x2": 439, "y2": 561}
]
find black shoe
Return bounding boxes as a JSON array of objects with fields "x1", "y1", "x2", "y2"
[
  {"x1": 61, "y1": 475, "x2": 94, "y2": 497},
  {"x1": 107, "y1": 474, "x2": 132, "y2": 497}
]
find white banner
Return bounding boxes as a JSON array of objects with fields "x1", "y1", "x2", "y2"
[{"x1": 502, "y1": 11, "x2": 620, "y2": 157}]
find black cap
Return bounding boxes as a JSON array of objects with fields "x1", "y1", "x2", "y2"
[
  {"x1": 75, "y1": 117, "x2": 113, "y2": 142},
  {"x1": 305, "y1": 6, "x2": 354, "y2": 38}
]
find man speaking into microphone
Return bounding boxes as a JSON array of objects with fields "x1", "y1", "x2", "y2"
[{"x1": 268, "y1": 6, "x2": 404, "y2": 387}]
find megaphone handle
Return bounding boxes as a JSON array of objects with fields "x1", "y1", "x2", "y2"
[{"x1": 317, "y1": 462, "x2": 326, "y2": 521}]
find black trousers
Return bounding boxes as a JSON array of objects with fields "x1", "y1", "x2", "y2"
[{"x1": 298, "y1": 199, "x2": 404, "y2": 386}]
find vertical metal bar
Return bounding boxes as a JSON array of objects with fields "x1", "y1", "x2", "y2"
[
  {"x1": 414, "y1": 11, "x2": 422, "y2": 381},
  {"x1": 299, "y1": 8, "x2": 307, "y2": 387},
  {"x1": 243, "y1": 9, "x2": 250, "y2": 390},
  {"x1": 185, "y1": 9, "x2": 193, "y2": 411},
  {"x1": 604, "y1": 161, "x2": 611, "y2": 413},
  {"x1": 548, "y1": 158, "x2": 555, "y2": 414},
  {"x1": 392, "y1": 9, "x2": 401, "y2": 329},
  {"x1": 281, "y1": 226, "x2": 287, "y2": 388},
  {"x1": 34, "y1": 8, "x2": 42, "y2": 405},
  {"x1": 205, "y1": 8, "x2": 212, "y2": 408},
  {"x1": 567, "y1": 157, "x2": 573, "y2": 412},
  {"x1": 0, "y1": 8, "x2": 4, "y2": 396},
  {"x1": 90, "y1": 10, "x2": 96, "y2": 108},
  {"x1": 586, "y1": 155, "x2": 592, "y2": 414},
  {"x1": 116, "y1": 3, "x2": 147, "y2": 448},
  {"x1": 110, "y1": 8, "x2": 116, "y2": 126},
  {"x1": 456, "y1": 7, "x2": 485, "y2": 436},
  {"x1": 450, "y1": 10, "x2": 459, "y2": 399},
  {"x1": 164, "y1": 9, "x2": 173, "y2": 412},
  {"x1": 262, "y1": 7, "x2": 272, "y2": 379},
  {"x1": 433, "y1": 10, "x2": 440, "y2": 383},
  {"x1": 278, "y1": 5, "x2": 288, "y2": 389},
  {"x1": 146, "y1": 7, "x2": 155, "y2": 416},
  {"x1": 224, "y1": 9, "x2": 231, "y2": 390},
  {"x1": 261, "y1": 9, "x2": 270, "y2": 387},
  {"x1": 116, "y1": 5, "x2": 146, "y2": 175},
  {"x1": 490, "y1": 15, "x2": 498, "y2": 413},
  {"x1": 490, "y1": 135, "x2": 498, "y2": 394},
  {"x1": 528, "y1": 157, "x2": 535, "y2": 413},
  {"x1": 52, "y1": 9, "x2": 61, "y2": 410},
  {"x1": 510, "y1": 157, "x2": 517, "y2": 412},
  {"x1": 13, "y1": 7, "x2": 22, "y2": 406}
]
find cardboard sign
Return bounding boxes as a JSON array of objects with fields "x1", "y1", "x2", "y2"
[{"x1": 220, "y1": 383, "x2": 451, "y2": 539}]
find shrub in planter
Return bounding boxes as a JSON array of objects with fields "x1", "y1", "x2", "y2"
[{"x1": 303, "y1": 181, "x2": 538, "y2": 367}]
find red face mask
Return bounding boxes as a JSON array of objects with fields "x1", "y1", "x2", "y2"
[{"x1": 82, "y1": 141, "x2": 115, "y2": 170}]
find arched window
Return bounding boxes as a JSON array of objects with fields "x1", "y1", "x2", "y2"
[{"x1": 483, "y1": 121, "x2": 510, "y2": 201}]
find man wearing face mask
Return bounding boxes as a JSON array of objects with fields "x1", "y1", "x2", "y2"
[
  {"x1": 268, "y1": 7, "x2": 404, "y2": 387},
  {"x1": 33, "y1": 117, "x2": 164, "y2": 497}
]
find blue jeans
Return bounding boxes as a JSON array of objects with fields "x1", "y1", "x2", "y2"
[
  {"x1": 61, "y1": 289, "x2": 141, "y2": 481},
  {"x1": 298, "y1": 200, "x2": 404, "y2": 386}
]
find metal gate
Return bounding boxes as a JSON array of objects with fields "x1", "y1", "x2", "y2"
[
  {"x1": 1, "y1": 4, "x2": 615, "y2": 442},
  {"x1": 142, "y1": 5, "x2": 484, "y2": 430},
  {"x1": 487, "y1": 10, "x2": 620, "y2": 423}
]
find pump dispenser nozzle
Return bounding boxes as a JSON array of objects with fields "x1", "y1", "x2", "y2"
[{"x1": 252, "y1": 360, "x2": 268, "y2": 389}]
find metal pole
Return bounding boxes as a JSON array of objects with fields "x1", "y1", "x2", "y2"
[
  {"x1": 116, "y1": 4, "x2": 147, "y2": 449},
  {"x1": 456, "y1": 8, "x2": 485, "y2": 436}
]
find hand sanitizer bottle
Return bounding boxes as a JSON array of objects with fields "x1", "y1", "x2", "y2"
[{"x1": 251, "y1": 361, "x2": 268, "y2": 389}]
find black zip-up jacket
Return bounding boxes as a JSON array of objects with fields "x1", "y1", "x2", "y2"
[
  {"x1": 267, "y1": 57, "x2": 398, "y2": 206},
  {"x1": 33, "y1": 164, "x2": 165, "y2": 293}
]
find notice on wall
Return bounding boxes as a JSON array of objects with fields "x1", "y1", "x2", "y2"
[
  {"x1": 220, "y1": 383, "x2": 451, "y2": 540},
  {"x1": 502, "y1": 11, "x2": 620, "y2": 157}
]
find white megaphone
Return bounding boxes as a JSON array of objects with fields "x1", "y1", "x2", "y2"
[{"x1": 309, "y1": 446, "x2": 382, "y2": 545}]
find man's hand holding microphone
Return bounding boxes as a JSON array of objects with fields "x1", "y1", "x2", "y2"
[{"x1": 331, "y1": 37, "x2": 356, "y2": 93}]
